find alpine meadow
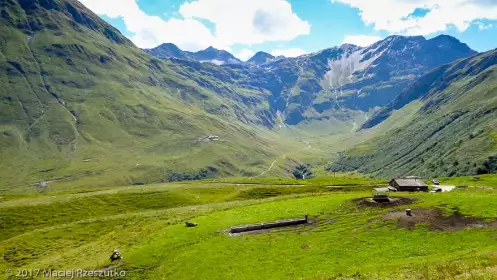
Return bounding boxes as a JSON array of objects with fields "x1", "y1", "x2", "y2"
[{"x1": 1, "y1": 0, "x2": 497, "y2": 279}]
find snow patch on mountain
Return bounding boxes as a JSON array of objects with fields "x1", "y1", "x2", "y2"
[
  {"x1": 322, "y1": 51, "x2": 363, "y2": 89},
  {"x1": 202, "y1": 59, "x2": 225, "y2": 65}
]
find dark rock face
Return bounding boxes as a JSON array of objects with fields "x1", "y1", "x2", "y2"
[{"x1": 18, "y1": 0, "x2": 56, "y2": 11}]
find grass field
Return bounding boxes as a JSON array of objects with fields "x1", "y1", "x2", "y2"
[
  {"x1": 1, "y1": 175, "x2": 497, "y2": 279},
  {"x1": 205, "y1": 174, "x2": 386, "y2": 186},
  {"x1": 435, "y1": 174, "x2": 497, "y2": 188}
]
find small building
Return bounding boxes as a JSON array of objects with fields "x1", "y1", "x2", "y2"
[
  {"x1": 207, "y1": 135, "x2": 220, "y2": 141},
  {"x1": 372, "y1": 188, "x2": 390, "y2": 202},
  {"x1": 389, "y1": 178, "x2": 428, "y2": 192}
]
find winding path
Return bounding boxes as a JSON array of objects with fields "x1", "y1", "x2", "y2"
[{"x1": 251, "y1": 159, "x2": 278, "y2": 178}]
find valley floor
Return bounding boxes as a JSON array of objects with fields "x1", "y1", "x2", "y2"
[{"x1": 1, "y1": 175, "x2": 497, "y2": 279}]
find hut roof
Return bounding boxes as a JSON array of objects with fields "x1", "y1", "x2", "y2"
[{"x1": 391, "y1": 178, "x2": 427, "y2": 187}]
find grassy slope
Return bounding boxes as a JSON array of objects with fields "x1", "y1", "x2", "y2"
[
  {"x1": 206, "y1": 175, "x2": 385, "y2": 186},
  {"x1": 330, "y1": 50, "x2": 497, "y2": 177},
  {"x1": 436, "y1": 174, "x2": 497, "y2": 187},
  {"x1": 1, "y1": 176, "x2": 497, "y2": 279},
  {"x1": 0, "y1": 0, "x2": 311, "y2": 194}
]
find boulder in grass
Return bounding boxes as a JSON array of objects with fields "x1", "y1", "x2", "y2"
[{"x1": 185, "y1": 221, "x2": 198, "y2": 227}]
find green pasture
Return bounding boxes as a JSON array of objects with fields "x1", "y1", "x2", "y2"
[{"x1": 1, "y1": 176, "x2": 497, "y2": 279}]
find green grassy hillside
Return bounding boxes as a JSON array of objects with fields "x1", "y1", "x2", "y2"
[
  {"x1": 0, "y1": 0, "x2": 306, "y2": 193},
  {"x1": 330, "y1": 49, "x2": 497, "y2": 178},
  {"x1": 1, "y1": 0, "x2": 495, "y2": 194}
]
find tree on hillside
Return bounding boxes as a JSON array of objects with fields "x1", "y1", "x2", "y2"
[
  {"x1": 477, "y1": 156, "x2": 497, "y2": 174},
  {"x1": 293, "y1": 164, "x2": 314, "y2": 180},
  {"x1": 167, "y1": 168, "x2": 212, "y2": 182}
]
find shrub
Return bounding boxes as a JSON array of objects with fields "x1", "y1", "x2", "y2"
[
  {"x1": 293, "y1": 164, "x2": 314, "y2": 180},
  {"x1": 167, "y1": 168, "x2": 213, "y2": 182},
  {"x1": 476, "y1": 156, "x2": 497, "y2": 175}
]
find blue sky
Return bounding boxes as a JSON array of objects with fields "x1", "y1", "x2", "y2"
[{"x1": 80, "y1": 0, "x2": 497, "y2": 61}]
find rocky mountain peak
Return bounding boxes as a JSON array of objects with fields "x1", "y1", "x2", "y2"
[
  {"x1": 144, "y1": 43, "x2": 187, "y2": 59},
  {"x1": 427, "y1": 35, "x2": 475, "y2": 54},
  {"x1": 339, "y1": 43, "x2": 359, "y2": 50},
  {"x1": 247, "y1": 51, "x2": 276, "y2": 65},
  {"x1": 194, "y1": 46, "x2": 242, "y2": 65}
]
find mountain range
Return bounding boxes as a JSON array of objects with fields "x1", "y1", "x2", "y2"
[
  {"x1": 144, "y1": 44, "x2": 243, "y2": 65},
  {"x1": 0, "y1": 0, "x2": 495, "y2": 192},
  {"x1": 144, "y1": 43, "x2": 284, "y2": 66},
  {"x1": 146, "y1": 35, "x2": 476, "y2": 131}
]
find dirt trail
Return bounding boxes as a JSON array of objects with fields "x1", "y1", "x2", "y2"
[
  {"x1": 303, "y1": 140, "x2": 312, "y2": 149},
  {"x1": 251, "y1": 159, "x2": 278, "y2": 178},
  {"x1": 351, "y1": 122, "x2": 357, "y2": 132}
]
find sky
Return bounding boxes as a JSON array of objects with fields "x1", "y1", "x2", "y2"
[{"x1": 79, "y1": 0, "x2": 497, "y2": 61}]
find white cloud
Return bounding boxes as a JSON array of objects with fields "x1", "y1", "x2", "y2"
[
  {"x1": 271, "y1": 48, "x2": 307, "y2": 57},
  {"x1": 179, "y1": 0, "x2": 310, "y2": 46},
  {"x1": 79, "y1": 0, "x2": 219, "y2": 50},
  {"x1": 79, "y1": 0, "x2": 310, "y2": 52},
  {"x1": 475, "y1": 21, "x2": 493, "y2": 30},
  {"x1": 331, "y1": 0, "x2": 497, "y2": 36},
  {"x1": 343, "y1": 35, "x2": 382, "y2": 47},
  {"x1": 235, "y1": 49, "x2": 256, "y2": 61}
]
